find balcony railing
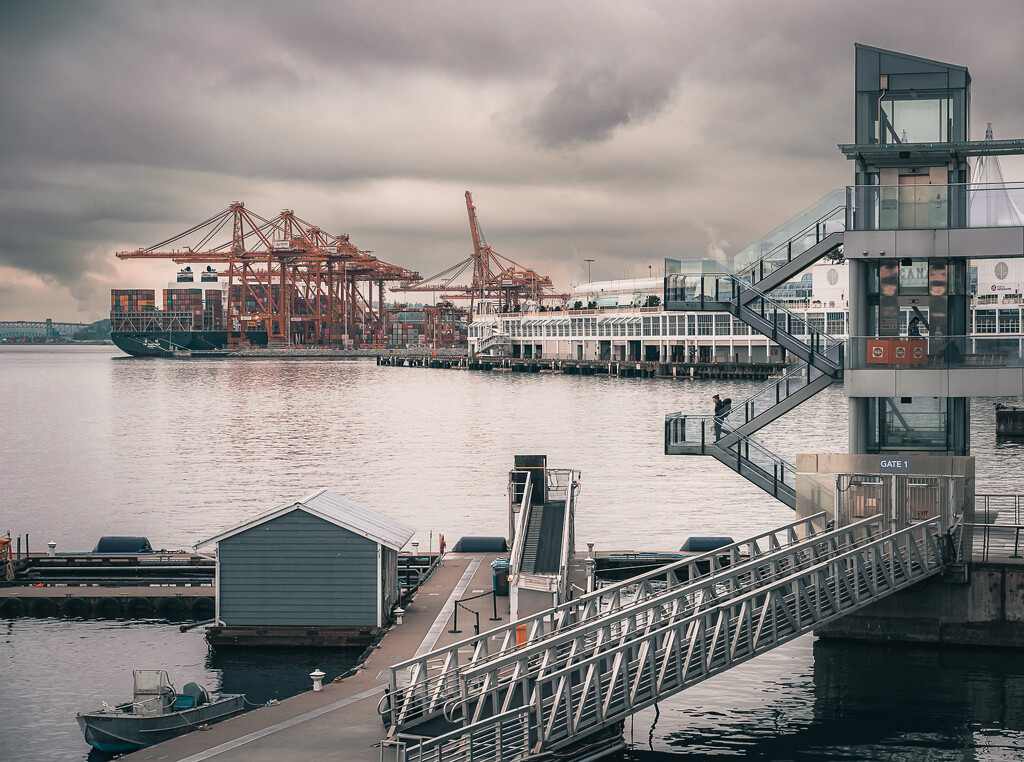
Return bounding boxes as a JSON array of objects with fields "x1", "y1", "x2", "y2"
[
  {"x1": 847, "y1": 182, "x2": 1024, "y2": 231},
  {"x1": 847, "y1": 335, "x2": 1023, "y2": 370}
]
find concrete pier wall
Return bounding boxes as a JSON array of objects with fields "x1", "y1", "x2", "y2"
[{"x1": 817, "y1": 563, "x2": 1024, "y2": 647}]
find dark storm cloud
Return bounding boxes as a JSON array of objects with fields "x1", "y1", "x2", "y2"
[
  {"x1": 2, "y1": 0, "x2": 1024, "y2": 319},
  {"x1": 525, "y1": 62, "x2": 680, "y2": 146}
]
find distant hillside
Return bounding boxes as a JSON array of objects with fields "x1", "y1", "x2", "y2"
[{"x1": 75, "y1": 318, "x2": 111, "y2": 341}]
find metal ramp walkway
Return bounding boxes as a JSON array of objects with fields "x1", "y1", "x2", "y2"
[{"x1": 381, "y1": 511, "x2": 961, "y2": 761}]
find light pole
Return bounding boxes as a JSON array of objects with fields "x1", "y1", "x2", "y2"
[
  {"x1": 648, "y1": 264, "x2": 652, "y2": 279},
  {"x1": 584, "y1": 259, "x2": 594, "y2": 282}
]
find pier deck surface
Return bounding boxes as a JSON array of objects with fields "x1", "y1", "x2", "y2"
[{"x1": 121, "y1": 553, "x2": 507, "y2": 762}]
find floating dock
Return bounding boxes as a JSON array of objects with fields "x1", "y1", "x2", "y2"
[{"x1": 120, "y1": 552, "x2": 512, "y2": 762}]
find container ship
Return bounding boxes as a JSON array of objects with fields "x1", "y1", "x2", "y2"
[
  {"x1": 111, "y1": 267, "x2": 467, "y2": 357},
  {"x1": 110, "y1": 268, "x2": 247, "y2": 356}
]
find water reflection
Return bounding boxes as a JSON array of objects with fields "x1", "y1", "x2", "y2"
[
  {"x1": 617, "y1": 637, "x2": 1024, "y2": 760},
  {"x1": 209, "y1": 646, "x2": 361, "y2": 704}
]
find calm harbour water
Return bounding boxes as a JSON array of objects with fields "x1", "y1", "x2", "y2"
[{"x1": 2, "y1": 344, "x2": 1024, "y2": 760}]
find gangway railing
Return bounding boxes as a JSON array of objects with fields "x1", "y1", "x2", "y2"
[
  {"x1": 507, "y1": 471, "x2": 533, "y2": 579},
  {"x1": 381, "y1": 707, "x2": 532, "y2": 762},
  {"x1": 449, "y1": 515, "x2": 887, "y2": 727},
  {"x1": 384, "y1": 513, "x2": 833, "y2": 731},
  {"x1": 665, "y1": 415, "x2": 797, "y2": 507},
  {"x1": 384, "y1": 513, "x2": 959, "y2": 759},
  {"x1": 531, "y1": 515, "x2": 952, "y2": 753}
]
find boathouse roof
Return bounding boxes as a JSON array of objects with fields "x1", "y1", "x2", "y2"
[{"x1": 196, "y1": 488, "x2": 416, "y2": 551}]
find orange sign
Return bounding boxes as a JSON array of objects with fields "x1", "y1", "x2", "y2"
[{"x1": 866, "y1": 339, "x2": 890, "y2": 364}]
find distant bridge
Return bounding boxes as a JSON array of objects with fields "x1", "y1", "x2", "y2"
[{"x1": 0, "y1": 319, "x2": 93, "y2": 341}]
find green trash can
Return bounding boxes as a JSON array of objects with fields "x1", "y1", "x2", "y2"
[{"x1": 491, "y1": 559, "x2": 510, "y2": 596}]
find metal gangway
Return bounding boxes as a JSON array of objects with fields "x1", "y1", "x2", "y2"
[{"x1": 380, "y1": 509, "x2": 961, "y2": 761}]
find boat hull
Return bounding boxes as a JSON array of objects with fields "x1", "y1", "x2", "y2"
[
  {"x1": 77, "y1": 694, "x2": 245, "y2": 752},
  {"x1": 111, "y1": 330, "x2": 268, "y2": 356}
]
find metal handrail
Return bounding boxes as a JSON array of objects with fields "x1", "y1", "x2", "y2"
[
  {"x1": 732, "y1": 278, "x2": 845, "y2": 363},
  {"x1": 384, "y1": 513, "x2": 830, "y2": 726},
  {"x1": 507, "y1": 472, "x2": 533, "y2": 579},
  {"x1": 531, "y1": 516, "x2": 948, "y2": 749},
  {"x1": 454, "y1": 516, "x2": 887, "y2": 726},
  {"x1": 734, "y1": 205, "x2": 846, "y2": 283}
]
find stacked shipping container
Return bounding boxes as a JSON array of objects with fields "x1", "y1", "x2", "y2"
[
  {"x1": 164, "y1": 288, "x2": 204, "y2": 317},
  {"x1": 204, "y1": 289, "x2": 224, "y2": 330},
  {"x1": 111, "y1": 289, "x2": 156, "y2": 312}
]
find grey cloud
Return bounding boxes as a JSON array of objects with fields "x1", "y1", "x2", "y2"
[
  {"x1": 524, "y1": 64, "x2": 679, "y2": 147},
  {"x1": 2, "y1": 0, "x2": 1024, "y2": 320}
]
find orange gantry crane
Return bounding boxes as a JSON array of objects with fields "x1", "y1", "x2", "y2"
[
  {"x1": 392, "y1": 192, "x2": 568, "y2": 315},
  {"x1": 116, "y1": 203, "x2": 419, "y2": 347}
]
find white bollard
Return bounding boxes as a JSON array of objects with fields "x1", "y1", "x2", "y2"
[
  {"x1": 47, "y1": 541, "x2": 57, "y2": 557},
  {"x1": 394, "y1": 608, "x2": 405, "y2": 625},
  {"x1": 310, "y1": 669, "x2": 325, "y2": 692}
]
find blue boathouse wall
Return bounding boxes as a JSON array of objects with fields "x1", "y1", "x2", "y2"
[{"x1": 217, "y1": 510, "x2": 387, "y2": 627}]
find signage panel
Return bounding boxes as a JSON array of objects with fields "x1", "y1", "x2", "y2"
[
  {"x1": 879, "y1": 457, "x2": 910, "y2": 473},
  {"x1": 866, "y1": 339, "x2": 890, "y2": 364}
]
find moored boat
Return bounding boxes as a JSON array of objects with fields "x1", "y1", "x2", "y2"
[{"x1": 76, "y1": 669, "x2": 245, "y2": 754}]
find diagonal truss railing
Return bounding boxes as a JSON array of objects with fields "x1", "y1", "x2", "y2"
[
  {"x1": 381, "y1": 707, "x2": 533, "y2": 762},
  {"x1": 448, "y1": 515, "x2": 888, "y2": 728},
  {"x1": 383, "y1": 513, "x2": 835, "y2": 731},
  {"x1": 531, "y1": 515, "x2": 951, "y2": 752}
]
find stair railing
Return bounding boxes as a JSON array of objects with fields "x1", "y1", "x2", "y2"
[{"x1": 734, "y1": 204, "x2": 846, "y2": 285}]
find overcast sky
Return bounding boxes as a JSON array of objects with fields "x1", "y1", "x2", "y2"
[{"x1": 2, "y1": 0, "x2": 1023, "y2": 321}]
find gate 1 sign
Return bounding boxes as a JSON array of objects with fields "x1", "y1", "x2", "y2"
[{"x1": 879, "y1": 457, "x2": 910, "y2": 473}]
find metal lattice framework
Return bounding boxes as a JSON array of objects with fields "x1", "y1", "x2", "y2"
[
  {"x1": 532, "y1": 516, "x2": 952, "y2": 751},
  {"x1": 385, "y1": 512, "x2": 836, "y2": 731},
  {"x1": 0, "y1": 320, "x2": 93, "y2": 340},
  {"x1": 116, "y1": 203, "x2": 420, "y2": 347},
  {"x1": 382, "y1": 513, "x2": 958, "y2": 761},
  {"x1": 392, "y1": 192, "x2": 568, "y2": 315}
]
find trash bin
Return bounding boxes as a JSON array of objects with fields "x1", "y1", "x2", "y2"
[{"x1": 491, "y1": 559, "x2": 510, "y2": 597}]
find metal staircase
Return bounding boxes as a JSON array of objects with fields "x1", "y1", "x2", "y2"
[
  {"x1": 520, "y1": 506, "x2": 544, "y2": 574},
  {"x1": 381, "y1": 510, "x2": 961, "y2": 761},
  {"x1": 662, "y1": 196, "x2": 847, "y2": 506},
  {"x1": 665, "y1": 415, "x2": 798, "y2": 506},
  {"x1": 477, "y1": 331, "x2": 511, "y2": 354},
  {"x1": 731, "y1": 189, "x2": 846, "y2": 293}
]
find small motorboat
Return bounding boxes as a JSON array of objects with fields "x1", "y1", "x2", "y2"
[{"x1": 77, "y1": 669, "x2": 245, "y2": 753}]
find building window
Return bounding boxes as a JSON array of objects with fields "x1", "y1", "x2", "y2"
[
  {"x1": 975, "y1": 310, "x2": 996, "y2": 334},
  {"x1": 998, "y1": 309, "x2": 1020, "y2": 334},
  {"x1": 697, "y1": 315, "x2": 713, "y2": 336}
]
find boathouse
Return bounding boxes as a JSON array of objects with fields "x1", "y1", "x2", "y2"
[{"x1": 198, "y1": 489, "x2": 415, "y2": 646}]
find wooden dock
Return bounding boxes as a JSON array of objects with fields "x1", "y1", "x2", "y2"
[
  {"x1": 378, "y1": 354, "x2": 786, "y2": 380},
  {"x1": 120, "y1": 552, "x2": 510, "y2": 762}
]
